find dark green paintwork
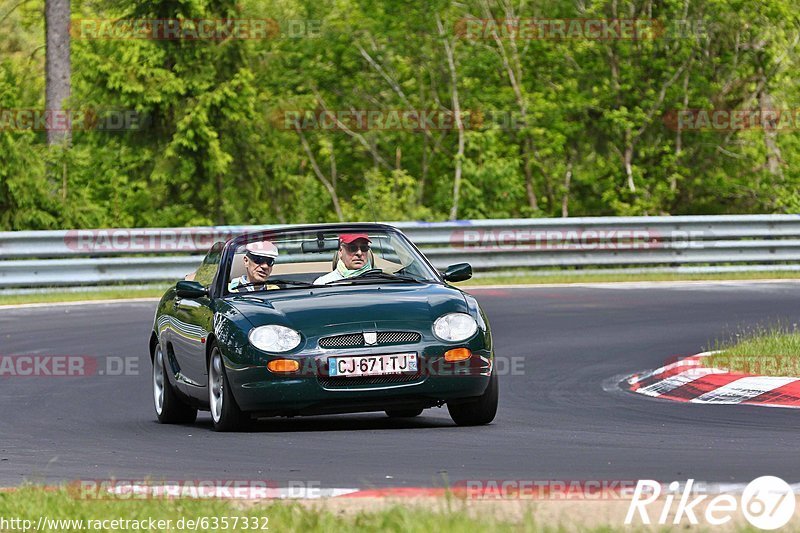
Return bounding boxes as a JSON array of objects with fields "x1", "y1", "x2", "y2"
[{"x1": 149, "y1": 224, "x2": 494, "y2": 417}]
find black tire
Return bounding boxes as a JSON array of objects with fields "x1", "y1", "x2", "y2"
[
  {"x1": 385, "y1": 408, "x2": 424, "y2": 418},
  {"x1": 208, "y1": 345, "x2": 251, "y2": 432},
  {"x1": 153, "y1": 343, "x2": 198, "y2": 424},
  {"x1": 447, "y1": 370, "x2": 498, "y2": 426}
]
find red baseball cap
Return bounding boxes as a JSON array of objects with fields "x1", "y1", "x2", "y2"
[{"x1": 339, "y1": 233, "x2": 372, "y2": 244}]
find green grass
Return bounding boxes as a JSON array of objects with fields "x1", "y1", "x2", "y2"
[
  {"x1": 0, "y1": 286, "x2": 169, "y2": 306},
  {"x1": 707, "y1": 324, "x2": 800, "y2": 377},
  {"x1": 0, "y1": 486, "x2": 612, "y2": 533}
]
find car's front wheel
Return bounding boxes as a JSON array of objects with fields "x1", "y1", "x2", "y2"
[
  {"x1": 208, "y1": 345, "x2": 250, "y2": 432},
  {"x1": 447, "y1": 370, "x2": 498, "y2": 426},
  {"x1": 153, "y1": 343, "x2": 197, "y2": 424}
]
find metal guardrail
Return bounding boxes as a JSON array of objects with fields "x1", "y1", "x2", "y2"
[{"x1": 2, "y1": 215, "x2": 800, "y2": 288}]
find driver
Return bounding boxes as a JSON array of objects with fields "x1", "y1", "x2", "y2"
[
  {"x1": 229, "y1": 241, "x2": 280, "y2": 292},
  {"x1": 314, "y1": 234, "x2": 373, "y2": 285}
]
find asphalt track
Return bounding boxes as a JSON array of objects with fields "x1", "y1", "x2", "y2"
[{"x1": 2, "y1": 281, "x2": 800, "y2": 488}]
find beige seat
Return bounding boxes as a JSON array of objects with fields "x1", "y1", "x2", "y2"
[{"x1": 230, "y1": 254, "x2": 247, "y2": 281}]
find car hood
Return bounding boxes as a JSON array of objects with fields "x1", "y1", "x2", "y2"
[{"x1": 227, "y1": 283, "x2": 469, "y2": 335}]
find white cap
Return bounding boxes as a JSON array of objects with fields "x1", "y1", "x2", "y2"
[{"x1": 245, "y1": 241, "x2": 279, "y2": 258}]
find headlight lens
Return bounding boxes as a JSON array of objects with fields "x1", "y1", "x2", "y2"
[
  {"x1": 433, "y1": 313, "x2": 478, "y2": 342},
  {"x1": 249, "y1": 325, "x2": 301, "y2": 353}
]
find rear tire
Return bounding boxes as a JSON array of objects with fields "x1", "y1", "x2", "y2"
[
  {"x1": 447, "y1": 370, "x2": 498, "y2": 426},
  {"x1": 209, "y1": 345, "x2": 251, "y2": 432},
  {"x1": 153, "y1": 343, "x2": 197, "y2": 424},
  {"x1": 385, "y1": 408, "x2": 423, "y2": 418}
]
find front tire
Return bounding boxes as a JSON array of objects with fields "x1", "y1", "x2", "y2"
[
  {"x1": 208, "y1": 345, "x2": 250, "y2": 432},
  {"x1": 153, "y1": 343, "x2": 197, "y2": 424},
  {"x1": 447, "y1": 371, "x2": 498, "y2": 426}
]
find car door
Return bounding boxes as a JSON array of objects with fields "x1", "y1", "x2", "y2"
[{"x1": 171, "y1": 243, "x2": 223, "y2": 394}]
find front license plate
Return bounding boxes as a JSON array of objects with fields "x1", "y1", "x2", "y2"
[{"x1": 328, "y1": 353, "x2": 418, "y2": 377}]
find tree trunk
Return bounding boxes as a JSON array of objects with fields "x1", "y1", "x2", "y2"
[
  {"x1": 437, "y1": 15, "x2": 464, "y2": 221},
  {"x1": 624, "y1": 129, "x2": 636, "y2": 193},
  {"x1": 672, "y1": 70, "x2": 690, "y2": 193},
  {"x1": 523, "y1": 138, "x2": 538, "y2": 211},
  {"x1": 758, "y1": 83, "x2": 784, "y2": 179},
  {"x1": 45, "y1": 0, "x2": 71, "y2": 147},
  {"x1": 561, "y1": 159, "x2": 573, "y2": 218},
  {"x1": 215, "y1": 173, "x2": 224, "y2": 224}
]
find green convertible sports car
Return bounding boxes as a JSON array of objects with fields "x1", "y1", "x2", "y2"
[{"x1": 149, "y1": 223, "x2": 497, "y2": 431}]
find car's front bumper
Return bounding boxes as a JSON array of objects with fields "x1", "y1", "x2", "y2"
[{"x1": 223, "y1": 343, "x2": 493, "y2": 415}]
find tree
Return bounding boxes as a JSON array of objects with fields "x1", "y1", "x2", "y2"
[{"x1": 44, "y1": 0, "x2": 70, "y2": 146}]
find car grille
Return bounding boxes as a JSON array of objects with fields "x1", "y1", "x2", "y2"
[
  {"x1": 319, "y1": 331, "x2": 421, "y2": 348},
  {"x1": 317, "y1": 372, "x2": 422, "y2": 389}
]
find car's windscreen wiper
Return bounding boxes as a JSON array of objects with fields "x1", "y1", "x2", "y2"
[{"x1": 327, "y1": 270, "x2": 424, "y2": 285}]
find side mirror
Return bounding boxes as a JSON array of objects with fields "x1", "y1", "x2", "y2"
[
  {"x1": 176, "y1": 280, "x2": 208, "y2": 299},
  {"x1": 443, "y1": 263, "x2": 472, "y2": 283}
]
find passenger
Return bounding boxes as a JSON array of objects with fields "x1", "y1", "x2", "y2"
[
  {"x1": 313, "y1": 234, "x2": 373, "y2": 285},
  {"x1": 228, "y1": 241, "x2": 280, "y2": 292}
]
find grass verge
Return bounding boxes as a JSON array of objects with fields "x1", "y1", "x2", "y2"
[
  {"x1": 0, "y1": 286, "x2": 169, "y2": 306},
  {"x1": 0, "y1": 486, "x2": 602, "y2": 533},
  {"x1": 1, "y1": 485, "x2": 786, "y2": 531},
  {"x1": 706, "y1": 324, "x2": 800, "y2": 377}
]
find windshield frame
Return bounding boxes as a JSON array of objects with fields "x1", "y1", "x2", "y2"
[{"x1": 217, "y1": 223, "x2": 443, "y2": 297}]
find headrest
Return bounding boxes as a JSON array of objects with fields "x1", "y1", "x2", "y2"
[{"x1": 230, "y1": 254, "x2": 247, "y2": 281}]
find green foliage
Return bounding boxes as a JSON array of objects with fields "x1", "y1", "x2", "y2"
[
  {"x1": 2, "y1": 0, "x2": 800, "y2": 229},
  {"x1": 343, "y1": 168, "x2": 434, "y2": 222},
  {"x1": 0, "y1": 61, "x2": 57, "y2": 229}
]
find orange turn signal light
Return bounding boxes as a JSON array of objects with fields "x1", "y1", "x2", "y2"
[
  {"x1": 444, "y1": 348, "x2": 472, "y2": 362},
  {"x1": 267, "y1": 359, "x2": 300, "y2": 373}
]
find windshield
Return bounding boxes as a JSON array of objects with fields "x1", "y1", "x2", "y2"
[{"x1": 223, "y1": 228, "x2": 440, "y2": 294}]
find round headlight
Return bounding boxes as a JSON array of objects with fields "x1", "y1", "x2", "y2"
[
  {"x1": 249, "y1": 325, "x2": 301, "y2": 353},
  {"x1": 433, "y1": 313, "x2": 478, "y2": 342}
]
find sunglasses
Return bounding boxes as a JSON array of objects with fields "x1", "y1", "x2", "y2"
[
  {"x1": 343, "y1": 243, "x2": 370, "y2": 253},
  {"x1": 246, "y1": 253, "x2": 275, "y2": 266}
]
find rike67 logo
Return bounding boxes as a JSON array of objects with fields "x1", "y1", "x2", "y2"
[{"x1": 625, "y1": 477, "x2": 795, "y2": 530}]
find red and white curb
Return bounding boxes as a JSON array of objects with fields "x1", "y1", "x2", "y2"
[{"x1": 625, "y1": 351, "x2": 800, "y2": 408}]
